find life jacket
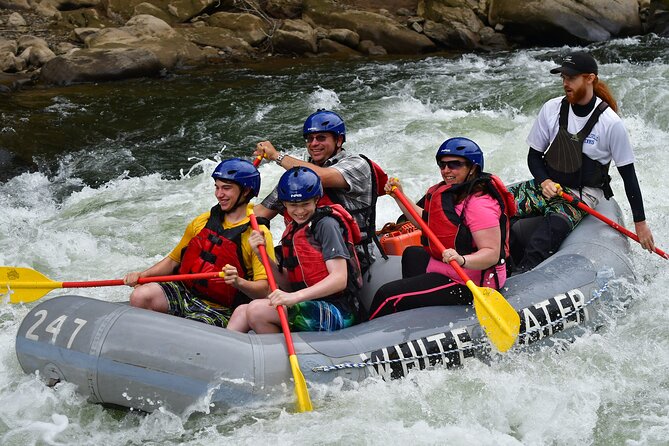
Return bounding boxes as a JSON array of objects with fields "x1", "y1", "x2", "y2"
[
  {"x1": 282, "y1": 154, "x2": 390, "y2": 268},
  {"x1": 280, "y1": 204, "x2": 363, "y2": 309},
  {"x1": 544, "y1": 98, "x2": 614, "y2": 199},
  {"x1": 178, "y1": 205, "x2": 249, "y2": 308},
  {"x1": 422, "y1": 174, "x2": 516, "y2": 287},
  {"x1": 322, "y1": 154, "x2": 390, "y2": 265}
]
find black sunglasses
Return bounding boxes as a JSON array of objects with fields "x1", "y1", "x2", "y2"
[{"x1": 437, "y1": 160, "x2": 468, "y2": 170}]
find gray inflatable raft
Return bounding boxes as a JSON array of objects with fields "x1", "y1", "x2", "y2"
[{"x1": 15, "y1": 198, "x2": 634, "y2": 414}]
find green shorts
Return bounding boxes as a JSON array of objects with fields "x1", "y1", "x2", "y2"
[
  {"x1": 509, "y1": 179, "x2": 592, "y2": 229},
  {"x1": 287, "y1": 300, "x2": 355, "y2": 332},
  {"x1": 159, "y1": 281, "x2": 232, "y2": 327}
]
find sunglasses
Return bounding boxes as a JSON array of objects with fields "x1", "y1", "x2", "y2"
[
  {"x1": 305, "y1": 134, "x2": 330, "y2": 143},
  {"x1": 437, "y1": 160, "x2": 468, "y2": 170}
]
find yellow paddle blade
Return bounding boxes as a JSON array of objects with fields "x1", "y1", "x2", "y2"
[
  {"x1": 1, "y1": 267, "x2": 62, "y2": 304},
  {"x1": 289, "y1": 354, "x2": 313, "y2": 412},
  {"x1": 467, "y1": 282, "x2": 520, "y2": 352}
]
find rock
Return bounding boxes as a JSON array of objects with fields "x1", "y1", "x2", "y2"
[
  {"x1": 423, "y1": 19, "x2": 479, "y2": 49},
  {"x1": 0, "y1": 39, "x2": 18, "y2": 54},
  {"x1": 420, "y1": 1, "x2": 485, "y2": 34},
  {"x1": 132, "y1": 2, "x2": 175, "y2": 25},
  {"x1": 357, "y1": 39, "x2": 387, "y2": 56},
  {"x1": 305, "y1": 7, "x2": 436, "y2": 54},
  {"x1": 327, "y1": 28, "x2": 360, "y2": 48},
  {"x1": 271, "y1": 19, "x2": 317, "y2": 54},
  {"x1": 72, "y1": 27, "x2": 100, "y2": 42},
  {"x1": 265, "y1": 0, "x2": 303, "y2": 19},
  {"x1": 204, "y1": 12, "x2": 269, "y2": 47},
  {"x1": 8, "y1": 12, "x2": 27, "y2": 27},
  {"x1": 101, "y1": 0, "x2": 218, "y2": 21},
  {"x1": 84, "y1": 15, "x2": 205, "y2": 68},
  {"x1": 318, "y1": 38, "x2": 361, "y2": 56},
  {"x1": 177, "y1": 26, "x2": 254, "y2": 54},
  {"x1": 488, "y1": 0, "x2": 642, "y2": 44},
  {"x1": 39, "y1": 47, "x2": 163, "y2": 85},
  {"x1": 0, "y1": 52, "x2": 24, "y2": 72},
  {"x1": 54, "y1": 41, "x2": 79, "y2": 55},
  {"x1": 0, "y1": 0, "x2": 31, "y2": 10}
]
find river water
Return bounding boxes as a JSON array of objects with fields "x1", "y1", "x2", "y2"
[{"x1": 1, "y1": 36, "x2": 669, "y2": 445}]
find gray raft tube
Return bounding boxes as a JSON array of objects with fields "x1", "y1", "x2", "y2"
[{"x1": 15, "y1": 198, "x2": 634, "y2": 414}]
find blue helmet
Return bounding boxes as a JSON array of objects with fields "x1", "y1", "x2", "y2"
[
  {"x1": 278, "y1": 167, "x2": 323, "y2": 202},
  {"x1": 302, "y1": 109, "x2": 346, "y2": 142},
  {"x1": 211, "y1": 158, "x2": 261, "y2": 198},
  {"x1": 435, "y1": 137, "x2": 484, "y2": 171}
]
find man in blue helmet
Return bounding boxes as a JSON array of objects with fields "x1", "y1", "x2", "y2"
[
  {"x1": 253, "y1": 109, "x2": 385, "y2": 273},
  {"x1": 509, "y1": 51, "x2": 656, "y2": 272},
  {"x1": 124, "y1": 158, "x2": 275, "y2": 327}
]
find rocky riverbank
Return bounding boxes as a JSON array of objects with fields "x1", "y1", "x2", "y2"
[{"x1": 1, "y1": 0, "x2": 669, "y2": 91}]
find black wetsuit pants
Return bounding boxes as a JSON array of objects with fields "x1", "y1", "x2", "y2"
[{"x1": 368, "y1": 247, "x2": 473, "y2": 320}]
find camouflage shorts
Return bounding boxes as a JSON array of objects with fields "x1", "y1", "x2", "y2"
[
  {"x1": 508, "y1": 179, "x2": 596, "y2": 229},
  {"x1": 287, "y1": 300, "x2": 355, "y2": 332},
  {"x1": 159, "y1": 281, "x2": 232, "y2": 327}
]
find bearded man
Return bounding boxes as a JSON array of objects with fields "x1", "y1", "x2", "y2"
[{"x1": 509, "y1": 51, "x2": 656, "y2": 272}]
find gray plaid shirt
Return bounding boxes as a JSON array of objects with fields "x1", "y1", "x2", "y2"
[{"x1": 261, "y1": 149, "x2": 373, "y2": 239}]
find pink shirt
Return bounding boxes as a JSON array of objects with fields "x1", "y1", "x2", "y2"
[{"x1": 425, "y1": 193, "x2": 507, "y2": 288}]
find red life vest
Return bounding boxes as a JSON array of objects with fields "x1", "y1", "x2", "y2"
[
  {"x1": 282, "y1": 154, "x2": 390, "y2": 265},
  {"x1": 178, "y1": 205, "x2": 249, "y2": 307},
  {"x1": 280, "y1": 204, "x2": 363, "y2": 295},
  {"x1": 422, "y1": 174, "x2": 516, "y2": 266}
]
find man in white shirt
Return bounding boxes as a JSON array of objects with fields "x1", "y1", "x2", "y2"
[{"x1": 509, "y1": 51, "x2": 656, "y2": 271}]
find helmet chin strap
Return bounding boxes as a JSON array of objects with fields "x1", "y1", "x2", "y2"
[{"x1": 228, "y1": 188, "x2": 251, "y2": 213}]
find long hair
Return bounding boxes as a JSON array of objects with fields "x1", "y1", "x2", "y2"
[{"x1": 594, "y1": 77, "x2": 618, "y2": 114}]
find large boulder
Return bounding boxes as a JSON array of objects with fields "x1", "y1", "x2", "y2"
[
  {"x1": 488, "y1": 0, "x2": 642, "y2": 44},
  {"x1": 177, "y1": 26, "x2": 255, "y2": 54},
  {"x1": 305, "y1": 6, "x2": 436, "y2": 54},
  {"x1": 39, "y1": 47, "x2": 163, "y2": 85},
  {"x1": 84, "y1": 15, "x2": 205, "y2": 67},
  {"x1": 204, "y1": 12, "x2": 269, "y2": 47},
  {"x1": 100, "y1": 0, "x2": 217, "y2": 21},
  {"x1": 271, "y1": 18, "x2": 317, "y2": 54}
]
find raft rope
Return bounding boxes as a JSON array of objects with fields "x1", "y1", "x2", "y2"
[{"x1": 311, "y1": 282, "x2": 609, "y2": 373}]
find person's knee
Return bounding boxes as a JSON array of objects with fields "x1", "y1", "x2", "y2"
[
  {"x1": 129, "y1": 284, "x2": 164, "y2": 311},
  {"x1": 246, "y1": 300, "x2": 266, "y2": 327}
]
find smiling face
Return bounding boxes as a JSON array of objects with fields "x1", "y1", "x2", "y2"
[
  {"x1": 438, "y1": 156, "x2": 473, "y2": 185},
  {"x1": 305, "y1": 132, "x2": 341, "y2": 165},
  {"x1": 283, "y1": 198, "x2": 318, "y2": 224},
  {"x1": 214, "y1": 179, "x2": 243, "y2": 212},
  {"x1": 561, "y1": 73, "x2": 595, "y2": 105}
]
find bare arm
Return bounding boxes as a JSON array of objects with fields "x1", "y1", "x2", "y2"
[
  {"x1": 254, "y1": 141, "x2": 349, "y2": 189},
  {"x1": 253, "y1": 203, "x2": 279, "y2": 220},
  {"x1": 267, "y1": 258, "x2": 348, "y2": 307},
  {"x1": 384, "y1": 178, "x2": 424, "y2": 227},
  {"x1": 124, "y1": 257, "x2": 179, "y2": 286}
]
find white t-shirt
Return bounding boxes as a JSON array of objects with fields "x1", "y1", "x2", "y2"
[{"x1": 526, "y1": 96, "x2": 635, "y2": 167}]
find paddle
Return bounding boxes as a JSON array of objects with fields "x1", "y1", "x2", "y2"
[
  {"x1": 248, "y1": 213, "x2": 313, "y2": 412},
  {"x1": 390, "y1": 186, "x2": 520, "y2": 352},
  {"x1": 1, "y1": 267, "x2": 225, "y2": 304},
  {"x1": 558, "y1": 189, "x2": 668, "y2": 260}
]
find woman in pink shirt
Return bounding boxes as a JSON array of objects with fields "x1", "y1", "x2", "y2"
[{"x1": 368, "y1": 137, "x2": 514, "y2": 320}]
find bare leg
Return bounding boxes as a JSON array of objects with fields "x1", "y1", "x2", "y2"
[
  {"x1": 227, "y1": 304, "x2": 250, "y2": 332},
  {"x1": 129, "y1": 283, "x2": 169, "y2": 313},
  {"x1": 246, "y1": 299, "x2": 282, "y2": 334}
]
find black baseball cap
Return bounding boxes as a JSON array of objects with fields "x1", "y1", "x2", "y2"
[{"x1": 550, "y1": 51, "x2": 598, "y2": 76}]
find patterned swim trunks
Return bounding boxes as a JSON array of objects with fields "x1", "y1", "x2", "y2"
[
  {"x1": 159, "y1": 281, "x2": 232, "y2": 327},
  {"x1": 508, "y1": 179, "x2": 591, "y2": 229},
  {"x1": 287, "y1": 300, "x2": 355, "y2": 332}
]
